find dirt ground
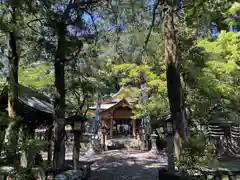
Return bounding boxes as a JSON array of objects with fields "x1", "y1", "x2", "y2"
[{"x1": 84, "y1": 150, "x2": 167, "y2": 180}]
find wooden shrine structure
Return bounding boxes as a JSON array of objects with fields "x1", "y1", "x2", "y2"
[
  {"x1": 87, "y1": 87, "x2": 139, "y2": 138},
  {"x1": 0, "y1": 84, "x2": 87, "y2": 134},
  {"x1": 207, "y1": 119, "x2": 240, "y2": 157},
  {"x1": 0, "y1": 84, "x2": 53, "y2": 132}
]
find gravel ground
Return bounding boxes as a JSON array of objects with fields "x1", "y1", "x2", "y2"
[{"x1": 85, "y1": 150, "x2": 167, "y2": 180}]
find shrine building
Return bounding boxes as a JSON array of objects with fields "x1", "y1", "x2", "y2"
[{"x1": 87, "y1": 87, "x2": 140, "y2": 138}]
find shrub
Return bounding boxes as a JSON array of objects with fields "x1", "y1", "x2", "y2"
[{"x1": 177, "y1": 133, "x2": 216, "y2": 174}]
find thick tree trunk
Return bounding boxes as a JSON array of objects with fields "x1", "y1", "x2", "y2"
[
  {"x1": 53, "y1": 59, "x2": 66, "y2": 168},
  {"x1": 8, "y1": 15, "x2": 18, "y2": 118},
  {"x1": 164, "y1": 0, "x2": 188, "y2": 157},
  {"x1": 4, "y1": 7, "x2": 20, "y2": 165},
  {"x1": 73, "y1": 131, "x2": 81, "y2": 169},
  {"x1": 52, "y1": 6, "x2": 70, "y2": 167},
  {"x1": 0, "y1": 130, "x2": 5, "y2": 153}
]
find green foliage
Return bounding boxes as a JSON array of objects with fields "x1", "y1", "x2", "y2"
[
  {"x1": 180, "y1": 1, "x2": 240, "y2": 126},
  {"x1": 193, "y1": 31, "x2": 240, "y2": 123},
  {"x1": 112, "y1": 63, "x2": 169, "y2": 121},
  {"x1": 22, "y1": 138, "x2": 48, "y2": 152},
  {"x1": 8, "y1": 168, "x2": 35, "y2": 180},
  {"x1": 228, "y1": 2, "x2": 240, "y2": 14},
  {"x1": 183, "y1": 0, "x2": 235, "y2": 30},
  {"x1": 0, "y1": 0, "x2": 239, "y2": 173},
  {"x1": 224, "y1": 2, "x2": 240, "y2": 27},
  {"x1": 0, "y1": 112, "x2": 13, "y2": 153},
  {"x1": 177, "y1": 134, "x2": 216, "y2": 171},
  {"x1": 19, "y1": 62, "x2": 54, "y2": 89}
]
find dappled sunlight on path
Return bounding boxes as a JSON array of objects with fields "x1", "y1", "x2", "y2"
[{"x1": 87, "y1": 150, "x2": 167, "y2": 180}]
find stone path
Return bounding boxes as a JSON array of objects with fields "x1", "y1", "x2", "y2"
[{"x1": 84, "y1": 150, "x2": 167, "y2": 180}]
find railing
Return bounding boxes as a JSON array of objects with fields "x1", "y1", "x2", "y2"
[{"x1": 207, "y1": 124, "x2": 240, "y2": 157}]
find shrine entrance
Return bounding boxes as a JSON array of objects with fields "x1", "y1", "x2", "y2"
[
  {"x1": 88, "y1": 98, "x2": 138, "y2": 138},
  {"x1": 112, "y1": 119, "x2": 132, "y2": 136}
]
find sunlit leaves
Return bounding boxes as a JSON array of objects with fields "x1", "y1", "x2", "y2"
[
  {"x1": 198, "y1": 31, "x2": 240, "y2": 75},
  {"x1": 194, "y1": 30, "x2": 240, "y2": 121},
  {"x1": 112, "y1": 63, "x2": 168, "y2": 120},
  {"x1": 224, "y1": 2, "x2": 240, "y2": 27},
  {"x1": 227, "y1": 2, "x2": 240, "y2": 14},
  {"x1": 19, "y1": 62, "x2": 54, "y2": 88}
]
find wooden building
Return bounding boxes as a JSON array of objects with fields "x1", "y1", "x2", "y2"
[
  {"x1": 0, "y1": 84, "x2": 53, "y2": 131},
  {"x1": 87, "y1": 87, "x2": 139, "y2": 138},
  {"x1": 0, "y1": 84, "x2": 86, "y2": 132}
]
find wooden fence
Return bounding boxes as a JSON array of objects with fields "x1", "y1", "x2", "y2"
[{"x1": 207, "y1": 124, "x2": 240, "y2": 157}]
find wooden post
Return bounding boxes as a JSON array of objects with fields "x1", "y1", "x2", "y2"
[
  {"x1": 110, "y1": 114, "x2": 113, "y2": 138},
  {"x1": 73, "y1": 131, "x2": 80, "y2": 169},
  {"x1": 132, "y1": 119, "x2": 136, "y2": 138},
  {"x1": 46, "y1": 125, "x2": 53, "y2": 165},
  {"x1": 99, "y1": 117, "x2": 102, "y2": 136}
]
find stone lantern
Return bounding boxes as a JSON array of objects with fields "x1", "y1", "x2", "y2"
[
  {"x1": 150, "y1": 131, "x2": 159, "y2": 154},
  {"x1": 163, "y1": 115, "x2": 175, "y2": 173}
]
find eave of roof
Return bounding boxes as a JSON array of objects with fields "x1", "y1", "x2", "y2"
[
  {"x1": 16, "y1": 84, "x2": 53, "y2": 114},
  {"x1": 88, "y1": 102, "x2": 118, "y2": 111},
  {"x1": 88, "y1": 98, "x2": 132, "y2": 112},
  {"x1": 100, "y1": 98, "x2": 132, "y2": 114}
]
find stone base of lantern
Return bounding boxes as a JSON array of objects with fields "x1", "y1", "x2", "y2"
[
  {"x1": 150, "y1": 133, "x2": 160, "y2": 154},
  {"x1": 150, "y1": 146, "x2": 160, "y2": 154},
  {"x1": 85, "y1": 143, "x2": 96, "y2": 156}
]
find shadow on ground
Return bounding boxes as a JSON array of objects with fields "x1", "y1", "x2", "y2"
[{"x1": 88, "y1": 150, "x2": 167, "y2": 180}]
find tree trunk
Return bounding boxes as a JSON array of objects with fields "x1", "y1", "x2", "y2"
[
  {"x1": 19, "y1": 126, "x2": 28, "y2": 167},
  {"x1": 4, "y1": 7, "x2": 20, "y2": 165},
  {"x1": 73, "y1": 131, "x2": 81, "y2": 169},
  {"x1": 46, "y1": 125, "x2": 53, "y2": 165},
  {"x1": 53, "y1": 58, "x2": 66, "y2": 169},
  {"x1": 0, "y1": 130, "x2": 5, "y2": 153},
  {"x1": 164, "y1": 0, "x2": 188, "y2": 157},
  {"x1": 52, "y1": 3, "x2": 71, "y2": 167},
  {"x1": 8, "y1": 9, "x2": 18, "y2": 118}
]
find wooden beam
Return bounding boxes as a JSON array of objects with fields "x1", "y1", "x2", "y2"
[
  {"x1": 110, "y1": 114, "x2": 113, "y2": 138},
  {"x1": 99, "y1": 116, "x2": 102, "y2": 136},
  {"x1": 132, "y1": 119, "x2": 136, "y2": 138}
]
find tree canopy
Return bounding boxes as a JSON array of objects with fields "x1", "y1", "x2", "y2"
[{"x1": 0, "y1": 0, "x2": 239, "y2": 175}]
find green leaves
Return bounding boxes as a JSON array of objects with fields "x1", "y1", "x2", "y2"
[
  {"x1": 19, "y1": 62, "x2": 54, "y2": 89},
  {"x1": 224, "y1": 2, "x2": 240, "y2": 27},
  {"x1": 190, "y1": 29, "x2": 240, "y2": 123},
  {"x1": 112, "y1": 63, "x2": 168, "y2": 120},
  {"x1": 0, "y1": 3, "x2": 6, "y2": 10},
  {"x1": 227, "y1": 2, "x2": 240, "y2": 14}
]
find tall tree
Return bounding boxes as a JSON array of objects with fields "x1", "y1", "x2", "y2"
[
  {"x1": 37, "y1": 0, "x2": 98, "y2": 168},
  {"x1": 0, "y1": 0, "x2": 22, "y2": 165},
  {"x1": 0, "y1": 0, "x2": 42, "y2": 167},
  {"x1": 163, "y1": 0, "x2": 188, "y2": 156},
  {"x1": 52, "y1": 1, "x2": 72, "y2": 168}
]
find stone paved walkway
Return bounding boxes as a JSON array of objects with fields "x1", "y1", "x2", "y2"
[{"x1": 84, "y1": 150, "x2": 167, "y2": 180}]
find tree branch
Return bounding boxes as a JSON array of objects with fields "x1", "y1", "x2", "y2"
[
  {"x1": 85, "y1": 11, "x2": 98, "y2": 38},
  {"x1": 26, "y1": 18, "x2": 45, "y2": 34},
  {"x1": 143, "y1": 0, "x2": 161, "y2": 50}
]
